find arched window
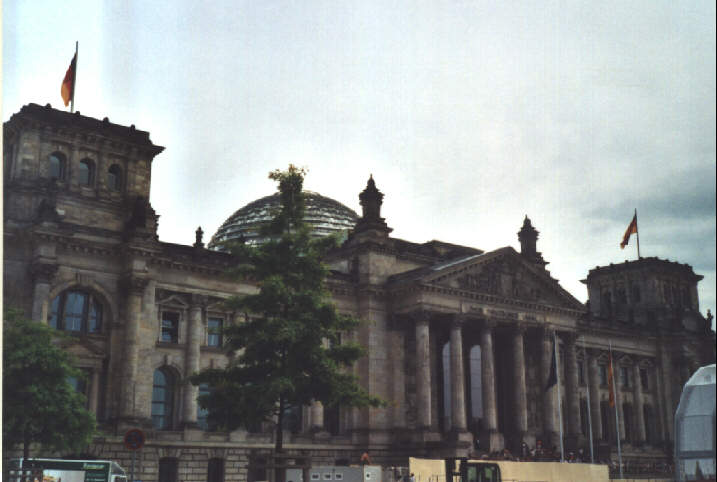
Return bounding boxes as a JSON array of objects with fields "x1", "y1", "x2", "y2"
[
  {"x1": 152, "y1": 368, "x2": 176, "y2": 430},
  {"x1": 107, "y1": 164, "x2": 123, "y2": 191},
  {"x1": 197, "y1": 383, "x2": 214, "y2": 431},
  {"x1": 78, "y1": 158, "x2": 95, "y2": 186},
  {"x1": 48, "y1": 290, "x2": 103, "y2": 333},
  {"x1": 49, "y1": 152, "x2": 66, "y2": 180}
]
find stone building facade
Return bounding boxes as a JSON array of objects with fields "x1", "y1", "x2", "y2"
[{"x1": 3, "y1": 104, "x2": 715, "y2": 481}]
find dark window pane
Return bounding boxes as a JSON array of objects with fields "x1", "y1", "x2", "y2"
[
  {"x1": 161, "y1": 312, "x2": 179, "y2": 343},
  {"x1": 208, "y1": 317, "x2": 223, "y2": 347},
  {"x1": 78, "y1": 159, "x2": 93, "y2": 186},
  {"x1": 63, "y1": 292, "x2": 87, "y2": 331},
  {"x1": 89, "y1": 298, "x2": 102, "y2": 332},
  {"x1": 107, "y1": 165, "x2": 122, "y2": 191},
  {"x1": 49, "y1": 153, "x2": 65, "y2": 180},
  {"x1": 48, "y1": 296, "x2": 60, "y2": 328},
  {"x1": 158, "y1": 458, "x2": 178, "y2": 482},
  {"x1": 197, "y1": 383, "x2": 210, "y2": 430},
  {"x1": 207, "y1": 458, "x2": 224, "y2": 482},
  {"x1": 152, "y1": 369, "x2": 174, "y2": 430}
]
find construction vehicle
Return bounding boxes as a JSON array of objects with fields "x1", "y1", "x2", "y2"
[{"x1": 409, "y1": 456, "x2": 609, "y2": 482}]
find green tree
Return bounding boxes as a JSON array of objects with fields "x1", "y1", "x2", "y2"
[
  {"x1": 192, "y1": 165, "x2": 383, "y2": 452},
  {"x1": 3, "y1": 309, "x2": 97, "y2": 459}
]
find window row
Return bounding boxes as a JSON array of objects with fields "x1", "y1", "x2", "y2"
[
  {"x1": 48, "y1": 151, "x2": 123, "y2": 191},
  {"x1": 151, "y1": 367, "x2": 340, "y2": 434},
  {"x1": 160, "y1": 311, "x2": 225, "y2": 347}
]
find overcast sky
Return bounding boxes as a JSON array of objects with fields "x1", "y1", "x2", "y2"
[{"x1": 3, "y1": 1, "x2": 715, "y2": 324}]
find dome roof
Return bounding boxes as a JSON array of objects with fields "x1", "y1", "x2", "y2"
[{"x1": 208, "y1": 191, "x2": 358, "y2": 249}]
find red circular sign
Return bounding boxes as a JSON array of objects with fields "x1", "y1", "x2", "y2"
[{"x1": 124, "y1": 428, "x2": 145, "y2": 451}]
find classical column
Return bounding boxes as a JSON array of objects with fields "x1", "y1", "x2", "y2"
[
  {"x1": 481, "y1": 321, "x2": 499, "y2": 435},
  {"x1": 542, "y1": 328, "x2": 558, "y2": 442},
  {"x1": 310, "y1": 400, "x2": 324, "y2": 431},
  {"x1": 512, "y1": 324, "x2": 528, "y2": 439},
  {"x1": 415, "y1": 316, "x2": 432, "y2": 429},
  {"x1": 31, "y1": 262, "x2": 58, "y2": 322},
  {"x1": 587, "y1": 350, "x2": 603, "y2": 441},
  {"x1": 652, "y1": 364, "x2": 666, "y2": 443},
  {"x1": 120, "y1": 275, "x2": 148, "y2": 420},
  {"x1": 565, "y1": 334, "x2": 581, "y2": 441},
  {"x1": 182, "y1": 295, "x2": 204, "y2": 427},
  {"x1": 450, "y1": 316, "x2": 467, "y2": 432},
  {"x1": 632, "y1": 362, "x2": 646, "y2": 444}
]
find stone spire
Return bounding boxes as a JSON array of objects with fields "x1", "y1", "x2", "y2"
[
  {"x1": 518, "y1": 216, "x2": 547, "y2": 268},
  {"x1": 352, "y1": 175, "x2": 392, "y2": 238}
]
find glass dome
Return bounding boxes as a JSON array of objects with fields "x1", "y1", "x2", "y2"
[{"x1": 208, "y1": 191, "x2": 358, "y2": 249}]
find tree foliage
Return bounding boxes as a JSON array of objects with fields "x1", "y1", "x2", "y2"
[
  {"x1": 3, "y1": 309, "x2": 96, "y2": 458},
  {"x1": 192, "y1": 165, "x2": 383, "y2": 449}
]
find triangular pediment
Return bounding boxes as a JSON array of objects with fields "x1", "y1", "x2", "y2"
[{"x1": 418, "y1": 247, "x2": 584, "y2": 310}]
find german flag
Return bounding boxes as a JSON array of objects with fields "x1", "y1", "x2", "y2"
[
  {"x1": 61, "y1": 53, "x2": 77, "y2": 107},
  {"x1": 620, "y1": 213, "x2": 638, "y2": 249}
]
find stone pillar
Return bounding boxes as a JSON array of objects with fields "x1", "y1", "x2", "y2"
[
  {"x1": 512, "y1": 324, "x2": 528, "y2": 440},
  {"x1": 587, "y1": 350, "x2": 603, "y2": 441},
  {"x1": 89, "y1": 367, "x2": 101, "y2": 417},
  {"x1": 30, "y1": 263, "x2": 58, "y2": 322},
  {"x1": 450, "y1": 317, "x2": 467, "y2": 432},
  {"x1": 632, "y1": 362, "x2": 646, "y2": 444},
  {"x1": 310, "y1": 400, "x2": 324, "y2": 431},
  {"x1": 565, "y1": 334, "x2": 581, "y2": 444},
  {"x1": 481, "y1": 321, "x2": 503, "y2": 450},
  {"x1": 415, "y1": 316, "x2": 432, "y2": 429},
  {"x1": 658, "y1": 341, "x2": 674, "y2": 441},
  {"x1": 120, "y1": 276, "x2": 148, "y2": 420},
  {"x1": 542, "y1": 328, "x2": 558, "y2": 443},
  {"x1": 182, "y1": 295, "x2": 204, "y2": 427},
  {"x1": 652, "y1": 364, "x2": 666, "y2": 443}
]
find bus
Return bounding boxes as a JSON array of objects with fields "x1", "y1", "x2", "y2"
[
  {"x1": 6, "y1": 458, "x2": 128, "y2": 482},
  {"x1": 674, "y1": 364, "x2": 716, "y2": 482}
]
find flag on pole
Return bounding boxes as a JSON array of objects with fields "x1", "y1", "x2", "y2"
[
  {"x1": 607, "y1": 351, "x2": 616, "y2": 408},
  {"x1": 545, "y1": 335, "x2": 557, "y2": 392},
  {"x1": 61, "y1": 52, "x2": 77, "y2": 107},
  {"x1": 620, "y1": 213, "x2": 638, "y2": 249}
]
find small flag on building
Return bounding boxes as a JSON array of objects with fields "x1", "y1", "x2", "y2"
[
  {"x1": 61, "y1": 52, "x2": 77, "y2": 107},
  {"x1": 620, "y1": 212, "x2": 638, "y2": 249}
]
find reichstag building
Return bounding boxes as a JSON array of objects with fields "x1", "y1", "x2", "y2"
[{"x1": 3, "y1": 104, "x2": 715, "y2": 481}]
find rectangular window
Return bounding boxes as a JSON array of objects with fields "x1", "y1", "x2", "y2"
[
  {"x1": 640, "y1": 368, "x2": 649, "y2": 391},
  {"x1": 207, "y1": 458, "x2": 224, "y2": 482},
  {"x1": 158, "y1": 457, "x2": 178, "y2": 482},
  {"x1": 207, "y1": 317, "x2": 223, "y2": 347},
  {"x1": 599, "y1": 365, "x2": 608, "y2": 386},
  {"x1": 161, "y1": 312, "x2": 179, "y2": 343}
]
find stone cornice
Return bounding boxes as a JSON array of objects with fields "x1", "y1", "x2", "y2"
[{"x1": 395, "y1": 281, "x2": 585, "y2": 317}]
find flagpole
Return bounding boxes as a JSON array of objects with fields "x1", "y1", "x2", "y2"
[
  {"x1": 554, "y1": 331, "x2": 565, "y2": 462},
  {"x1": 634, "y1": 208, "x2": 640, "y2": 259},
  {"x1": 71, "y1": 41, "x2": 78, "y2": 113},
  {"x1": 609, "y1": 342, "x2": 623, "y2": 479},
  {"x1": 582, "y1": 336, "x2": 595, "y2": 463}
]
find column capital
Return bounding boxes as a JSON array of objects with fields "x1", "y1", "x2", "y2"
[
  {"x1": 190, "y1": 293, "x2": 208, "y2": 309},
  {"x1": 31, "y1": 261, "x2": 58, "y2": 283},
  {"x1": 408, "y1": 309, "x2": 432, "y2": 325},
  {"x1": 482, "y1": 319, "x2": 497, "y2": 331},
  {"x1": 513, "y1": 322, "x2": 528, "y2": 335},
  {"x1": 451, "y1": 313, "x2": 467, "y2": 328},
  {"x1": 121, "y1": 274, "x2": 149, "y2": 295},
  {"x1": 541, "y1": 326, "x2": 555, "y2": 340}
]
